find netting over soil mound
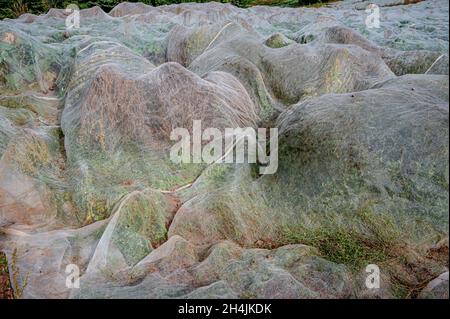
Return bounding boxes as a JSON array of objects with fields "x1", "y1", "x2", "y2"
[{"x1": 0, "y1": 1, "x2": 448, "y2": 299}]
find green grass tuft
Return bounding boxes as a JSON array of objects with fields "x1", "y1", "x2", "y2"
[{"x1": 280, "y1": 205, "x2": 403, "y2": 272}]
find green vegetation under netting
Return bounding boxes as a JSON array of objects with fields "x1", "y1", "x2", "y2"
[
  {"x1": 0, "y1": 0, "x2": 447, "y2": 300},
  {"x1": 0, "y1": 0, "x2": 334, "y2": 19}
]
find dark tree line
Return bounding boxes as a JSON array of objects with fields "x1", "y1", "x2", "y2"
[{"x1": 0, "y1": 0, "x2": 329, "y2": 19}]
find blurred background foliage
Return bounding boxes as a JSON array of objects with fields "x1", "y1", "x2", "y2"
[{"x1": 0, "y1": 0, "x2": 332, "y2": 19}]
